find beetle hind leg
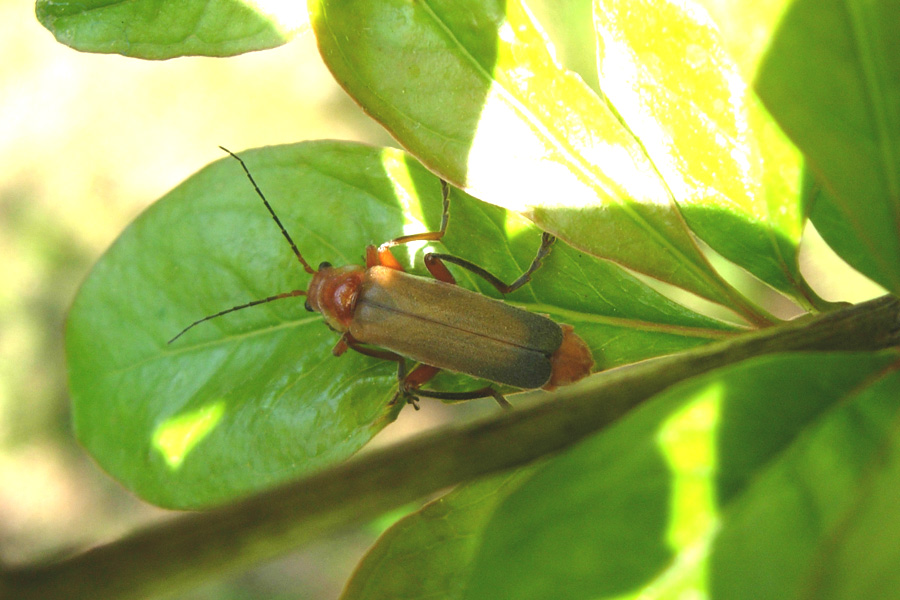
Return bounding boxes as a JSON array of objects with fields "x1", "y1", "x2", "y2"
[
  {"x1": 425, "y1": 231, "x2": 557, "y2": 294},
  {"x1": 394, "y1": 363, "x2": 512, "y2": 410},
  {"x1": 367, "y1": 180, "x2": 453, "y2": 272},
  {"x1": 409, "y1": 386, "x2": 512, "y2": 410}
]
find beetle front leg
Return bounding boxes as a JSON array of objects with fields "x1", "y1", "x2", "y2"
[
  {"x1": 378, "y1": 180, "x2": 451, "y2": 251},
  {"x1": 333, "y1": 332, "x2": 398, "y2": 358},
  {"x1": 366, "y1": 180, "x2": 453, "y2": 272},
  {"x1": 332, "y1": 334, "x2": 350, "y2": 356}
]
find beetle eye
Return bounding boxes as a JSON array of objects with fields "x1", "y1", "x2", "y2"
[
  {"x1": 304, "y1": 300, "x2": 313, "y2": 312},
  {"x1": 318, "y1": 261, "x2": 332, "y2": 270}
]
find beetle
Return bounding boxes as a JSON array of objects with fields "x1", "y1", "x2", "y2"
[{"x1": 170, "y1": 148, "x2": 594, "y2": 409}]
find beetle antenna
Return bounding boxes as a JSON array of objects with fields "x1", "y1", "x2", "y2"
[
  {"x1": 219, "y1": 146, "x2": 317, "y2": 275},
  {"x1": 168, "y1": 289, "x2": 307, "y2": 344}
]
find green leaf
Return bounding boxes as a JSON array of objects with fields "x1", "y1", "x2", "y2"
[
  {"x1": 442, "y1": 352, "x2": 900, "y2": 599},
  {"x1": 804, "y1": 373, "x2": 900, "y2": 600},
  {"x1": 66, "y1": 141, "x2": 734, "y2": 508},
  {"x1": 592, "y1": 0, "x2": 809, "y2": 305},
  {"x1": 757, "y1": 0, "x2": 900, "y2": 296},
  {"x1": 341, "y1": 470, "x2": 535, "y2": 600},
  {"x1": 35, "y1": 0, "x2": 305, "y2": 59},
  {"x1": 710, "y1": 355, "x2": 900, "y2": 600},
  {"x1": 309, "y1": 0, "x2": 762, "y2": 313}
]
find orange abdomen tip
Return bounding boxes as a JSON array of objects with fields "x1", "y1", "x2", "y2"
[{"x1": 544, "y1": 324, "x2": 594, "y2": 390}]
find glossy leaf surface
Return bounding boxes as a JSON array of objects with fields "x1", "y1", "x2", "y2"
[
  {"x1": 35, "y1": 0, "x2": 305, "y2": 59},
  {"x1": 66, "y1": 141, "x2": 735, "y2": 508}
]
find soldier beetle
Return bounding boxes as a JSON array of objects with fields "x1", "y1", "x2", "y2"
[{"x1": 170, "y1": 148, "x2": 594, "y2": 409}]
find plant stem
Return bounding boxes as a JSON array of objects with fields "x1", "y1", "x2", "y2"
[{"x1": 2, "y1": 295, "x2": 898, "y2": 600}]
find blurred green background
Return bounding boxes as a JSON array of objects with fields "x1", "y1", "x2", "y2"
[{"x1": 0, "y1": 0, "x2": 885, "y2": 598}]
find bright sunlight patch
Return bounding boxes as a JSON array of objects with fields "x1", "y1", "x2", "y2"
[
  {"x1": 652, "y1": 383, "x2": 723, "y2": 596},
  {"x1": 237, "y1": 0, "x2": 309, "y2": 36},
  {"x1": 152, "y1": 401, "x2": 227, "y2": 470},
  {"x1": 381, "y1": 147, "x2": 432, "y2": 262}
]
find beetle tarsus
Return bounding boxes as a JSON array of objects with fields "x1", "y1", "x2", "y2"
[{"x1": 388, "y1": 386, "x2": 421, "y2": 410}]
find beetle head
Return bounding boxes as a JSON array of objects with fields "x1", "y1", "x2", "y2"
[{"x1": 305, "y1": 264, "x2": 366, "y2": 332}]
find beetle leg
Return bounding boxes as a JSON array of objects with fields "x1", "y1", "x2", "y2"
[
  {"x1": 378, "y1": 180, "x2": 451, "y2": 252},
  {"x1": 411, "y1": 386, "x2": 512, "y2": 410},
  {"x1": 399, "y1": 362, "x2": 511, "y2": 409},
  {"x1": 389, "y1": 363, "x2": 440, "y2": 411},
  {"x1": 424, "y1": 232, "x2": 556, "y2": 294},
  {"x1": 332, "y1": 334, "x2": 350, "y2": 357},
  {"x1": 341, "y1": 333, "x2": 406, "y2": 362},
  {"x1": 368, "y1": 180, "x2": 452, "y2": 273},
  {"x1": 422, "y1": 253, "x2": 457, "y2": 284},
  {"x1": 402, "y1": 364, "x2": 441, "y2": 389},
  {"x1": 333, "y1": 333, "x2": 396, "y2": 358}
]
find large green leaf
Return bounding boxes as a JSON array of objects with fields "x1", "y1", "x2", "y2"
[
  {"x1": 66, "y1": 141, "x2": 735, "y2": 508},
  {"x1": 757, "y1": 0, "x2": 900, "y2": 296},
  {"x1": 310, "y1": 0, "x2": 767, "y2": 316},
  {"x1": 68, "y1": 143, "x2": 407, "y2": 508},
  {"x1": 592, "y1": 0, "x2": 809, "y2": 305},
  {"x1": 803, "y1": 376, "x2": 900, "y2": 600},
  {"x1": 343, "y1": 352, "x2": 900, "y2": 599},
  {"x1": 35, "y1": 0, "x2": 305, "y2": 59}
]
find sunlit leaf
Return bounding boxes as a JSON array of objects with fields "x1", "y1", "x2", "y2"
[
  {"x1": 527, "y1": 0, "x2": 599, "y2": 93},
  {"x1": 593, "y1": 0, "x2": 809, "y2": 304},
  {"x1": 691, "y1": 0, "x2": 795, "y2": 79},
  {"x1": 310, "y1": 0, "x2": 762, "y2": 313}
]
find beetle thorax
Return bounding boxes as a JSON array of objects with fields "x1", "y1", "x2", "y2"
[{"x1": 306, "y1": 265, "x2": 365, "y2": 331}]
